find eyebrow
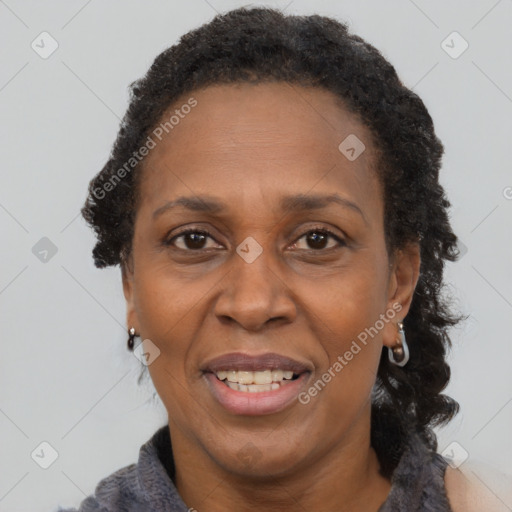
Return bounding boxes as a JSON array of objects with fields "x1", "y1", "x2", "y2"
[{"x1": 152, "y1": 193, "x2": 367, "y2": 224}]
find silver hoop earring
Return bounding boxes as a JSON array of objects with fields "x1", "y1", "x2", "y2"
[{"x1": 388, "y1": 321, "x2": 409, "y2": 367}]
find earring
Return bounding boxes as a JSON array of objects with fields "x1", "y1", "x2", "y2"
[
  {"x1": 127, "y1": 327, "x2": 138, "y2": 351},
  {"x1": 388, "y1": 321, "x2": 409, "y2": 367}
]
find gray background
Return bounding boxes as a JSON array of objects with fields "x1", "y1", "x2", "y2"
[{"x1": 1, "y1": 1, "x2": 511, "y2": 511}]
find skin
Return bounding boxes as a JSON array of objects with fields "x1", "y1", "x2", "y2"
[
  {"x1": 445, "y1": 464, "x2": 512, "y2": 512},
  {"x1": 122, "y1": 82, "x2": 421, "y2": 512}
]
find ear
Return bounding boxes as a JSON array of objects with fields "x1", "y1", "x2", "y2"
[
  {"x1": 382, "y1": 242, "x2": 421, "y2": 349},
  {"x1": 121, "y1": 256, "x2": 139, "y2": 333}
]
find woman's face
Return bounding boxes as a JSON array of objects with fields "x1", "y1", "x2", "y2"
[{"x1": 123, "y1": 82, "x2": 420, "y2": 478}]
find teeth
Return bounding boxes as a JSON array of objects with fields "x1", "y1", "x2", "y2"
[
  {"x1": 216, "y1": 370, "x2": 228, "y2": 381},
  {"x1": 238, "y1": 371, "x2": 253, "y2": 385},
  {"x1": 215, "y1": 369, "x2": 297, "y2": 385},
  {"x1": 226, "y1": 381, "x2": 281, "y2": 392},
  {"x1": 254, "y1": 370, "x2": 272, "y2": 384},
  {"x1": 226, "y1": 370, "x2": 238, "y2": 383},
  {"x1": 271, "y1": 369, "x2": 283, "y2": 381}
]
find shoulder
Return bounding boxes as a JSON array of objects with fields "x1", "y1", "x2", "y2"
[
  {"x1": 56, "y1": 427, "x2": 172, "y2": 512},
  {"x1": 54, "y1": 495, "x2": 106, "y2": 512},
  {"x1": 444, "y1": 460, "x2": 512, "y2": 512},
  {"x1": 56, "y1": 463, "x2": 141, "y2": 512}
]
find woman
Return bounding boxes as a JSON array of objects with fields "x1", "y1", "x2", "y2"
[{"x1": 57, "y1": 6, "x2": 508, "y2": 512}]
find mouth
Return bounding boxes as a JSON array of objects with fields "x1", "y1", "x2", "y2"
[
  {"x1": 201, "y1": 352, "x2": 312, "y2": 415},
  {"x1": 214, "y1": 368, "x2": 300, "y2": 392}
]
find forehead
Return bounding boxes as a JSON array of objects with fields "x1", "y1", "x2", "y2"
[{"x1": 136, "y1": 82, "x2": 382, "y2": 221}]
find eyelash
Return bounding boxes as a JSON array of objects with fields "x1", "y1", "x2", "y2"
[{"x1": 164, "y1": 226, "x2": 346, "y2": 252}]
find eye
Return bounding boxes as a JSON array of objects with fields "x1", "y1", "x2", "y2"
[
  {"x1": 164, "y1": 226, "x2": 346, "y2": 252},
  {"x1": 165, "y1": 228, "x2": 221, "y2": 251},
  {"x1": 290, "y1": 228, "x2": 346, "y2": 251}
]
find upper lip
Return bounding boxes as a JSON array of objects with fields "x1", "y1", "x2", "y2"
[{"x1": 202, "y1": 352, "x2": 313, "y2": 374}]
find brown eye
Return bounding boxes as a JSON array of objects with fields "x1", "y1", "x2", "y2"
[
  {"x1": 166, "y1": 229, "x2": 220, "y2": 251},
  {"x1": 292, "y1": 229, "x2": 346, "y2": 251}
]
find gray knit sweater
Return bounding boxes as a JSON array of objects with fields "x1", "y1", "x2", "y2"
[{"x1": 56, "y1": 425, "x2": 453, "y2": 511}]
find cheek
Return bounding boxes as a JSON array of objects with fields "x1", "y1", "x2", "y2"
[
  {"x1": 303, "y1": 260, "x2": 387, "y2": 339},
  {"x1": 298, "y1": 260, "x2": 388, "y2": 394},
  {"x1": 134, "y1": 265, "x2": 207, "y2": 338},
  {"x1": 132, "y1": 269, "x2": 206, "y2": 387},
  {"x1": 134, "y1": 271, "x2": 200, "y2": 415}
]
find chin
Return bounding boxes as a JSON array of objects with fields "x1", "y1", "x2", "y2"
[{"x1": 205, "y1": 435, "x2": 310, "y2": 480}]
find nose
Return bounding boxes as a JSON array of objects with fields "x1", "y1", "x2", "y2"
[{"x1": 213, "y1": 246, "x2": 297, "y2": 332}]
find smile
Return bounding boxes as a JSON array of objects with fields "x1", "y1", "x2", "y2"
[
  {"x1": 202, "y1": 353, "x2": 312, "y2": 415},
  {"x1": 215, "y1": 369, "x2": 299, "y2": 392}
]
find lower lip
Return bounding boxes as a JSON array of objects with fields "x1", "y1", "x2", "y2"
[{"x1": 204, "y1": 372, "x2": 310, "y2": 416}]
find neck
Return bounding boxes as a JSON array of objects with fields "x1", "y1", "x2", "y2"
[{"x1": 170, "y1": 406, "x2": 392, "y2": 512}]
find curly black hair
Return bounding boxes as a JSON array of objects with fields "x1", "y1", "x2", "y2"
[{"x1": 81, "y1": 6, "x2": 465, "y2": 478}]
